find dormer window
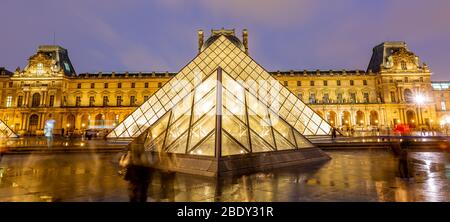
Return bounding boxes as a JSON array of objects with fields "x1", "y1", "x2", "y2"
[{"x1": 37, "y1": 63, "x2": 44, "y2": 74}]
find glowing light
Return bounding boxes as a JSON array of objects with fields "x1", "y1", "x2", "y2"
[
  {"x1": 414, "y1": 94, "x2": 426, "y2": 105},
  {"x1": 81, "y1": 123, "x2": 86, "y2": 128},
  {"x1": 66, "y1": 123, "x2": 70, "y2": 127},
  {"x1": 375, "y1": 120, "x2": 379, "y2": 123},
  {"x1": 360, "y1": 120, "x2": 364, "y2": 124}
]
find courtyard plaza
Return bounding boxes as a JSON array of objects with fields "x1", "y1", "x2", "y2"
[{"x1": 0, "y1": 135, "x2": 448, "y2": 202}]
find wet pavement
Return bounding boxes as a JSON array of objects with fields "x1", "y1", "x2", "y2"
[{"x1": 0, "y1": 150, "x2": 448, "y2": 202}]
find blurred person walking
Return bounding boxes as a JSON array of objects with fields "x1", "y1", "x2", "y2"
[{"x1": 119, "y1": 137, "x2": 157, "y2": 202}]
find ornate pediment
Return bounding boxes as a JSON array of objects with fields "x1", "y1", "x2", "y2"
[{"x1": 384, "y1": 47, "x2": 420, "y2": 71}]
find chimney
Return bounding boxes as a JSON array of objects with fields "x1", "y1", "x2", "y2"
[
  {"x1": 242, "y1": 29, "x2": 249, "y2": 54},
  {"x1": 198, "y1": 29, "x2": 204, "y2": 53}
]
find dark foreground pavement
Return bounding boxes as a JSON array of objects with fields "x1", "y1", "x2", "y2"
[{"x1": 0, "y1": 150, "x2": 448, "y2": 202}]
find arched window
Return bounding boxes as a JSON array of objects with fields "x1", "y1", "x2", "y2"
[
  {"x1": 404, "y1": 89, "x2": 413, "y2": 103},
  {"x1": 32, "y1": 93, "x2": 41, "y2": 107}
]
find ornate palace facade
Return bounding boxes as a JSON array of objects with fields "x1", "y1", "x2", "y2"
[{"x1": 0, "y1": 30, "x2": 448, "y2": 136}]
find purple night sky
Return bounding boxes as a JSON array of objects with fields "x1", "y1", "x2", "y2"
[{"x1": 1, "y1": 0, "x2": 449, "y2": 80}]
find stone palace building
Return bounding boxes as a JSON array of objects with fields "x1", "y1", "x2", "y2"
[{"x1": 0, "y1": 29, "x2": 449, "y2": 136}]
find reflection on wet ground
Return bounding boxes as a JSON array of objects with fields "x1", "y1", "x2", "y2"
[{"x1": 0, "y1": 150, "x2": 448, "y2": 202}]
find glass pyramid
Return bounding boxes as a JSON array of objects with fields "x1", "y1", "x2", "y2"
[
  {"x1": 137, "y1": 68, "x2": 315, "y2": 157},
  {"x1": 0, "y1": 119, "x2": 18, "y2": 138},
  {"x1": 108, "y1": 33, "x2": 332, "y2": 138}
]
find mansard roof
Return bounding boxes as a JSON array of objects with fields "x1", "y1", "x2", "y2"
[
  {"x1": 0, "y1": 67, "x2": 13, "y2": 76},
  {"x1": 75, "y1": 71, "x2": 177, "y2": 79}
]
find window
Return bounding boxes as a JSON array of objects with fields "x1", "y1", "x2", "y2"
[
  {"x1": 390, "y1": 92, "x2": 396, "y2": 103},
  {"x1": 309, "y1": 93, "x2": 316, "y2": 103},
  {"x1": 17, "y1": 96, "x2": 23, "y2": 107},
  {"x1": 350, "y1": 93, "x2": 356, "y2": 103},
  {"x1": 117, "y1": 96, "x2": 122, "y2": 106},
  {"x1": 297, "y1": 81, "x2": 301, "y2": 86},
  {"x1": 441, "y1": 101, "x2": 446, "y2": 111},
  {"x1": 405, "y1": 77, "x2": 408, "y2": 83},
  {"x1": 104, "y1": 83, "x2": 108, "y2": 88},
  {"x1": 131, "y1": 83, "x2": 135, "y2": 88},
  {"x1": 77, "y1": 83, "x2": 81, "y2": 89},
  {"x1": 364, "y1": 93, "x2": 369, "y2": 103},
  {"x1": 49, "y1": 95, "x2": 54, "y2": 107},
  {"x1": 6, "y1": 96, "x2": 12, "y2": 107},
  {"x1": 118, "y1": 83, "x2": 122, "y2": 88},
  {"x1": 323, "y1": 80, "x2": 328, "y2": 86},
  {"x1": 283, "y1": 81, "x2": 288, "y2": 86},
  {"x1": 310, "y1": 81, "x2": 314, "y2": 86},
  {"x1": 103, "y1": 96, "x2": 109, "y2": 106},
  {"x1": 130, "y1": 96, "x2": 136, "y2": 105},
  {"x1": 323, "y1": 93, "x2": 329, "y2": 103},
  {"x1": 145, "y1": 82, "x2": 149, "y2": 88},
  {"x1": 337, "y1": 80, "x2": 341, "y2": 86},
  {"x1": 337, "y1": 93, "x2": 343, "y2": 103},
  {"x1": 36, "y1": 63, "x2": 44, "y2": 74},
  {"x1": 89, "y1": 96, "x2": 95, "y2": 106},
  {"x1": 32, "y1": 93, "x2": 40, "y2": 107},
  {"x1": 76, "y1": 96, "x2": 81, "y2": 107},
  {"x1": 363, "y1": 80, "x2": 367, "y2": 86},
  {"x1": 350, "y1": 80, "x2": 354, "y2": 86},
  {"x1": 389, "y1": 79, "x2": 394, "y2": 83},
  {"x1": 91, "y1": 83, "x2": 95, "y2": 89},
  {"x1": 401, "y1": 61, "x2": 407, "y2": 70},
  {"x1": 8, "y1": 82, "x2": 13, "y2": 88},
  {"x1": 158, "y1": 82, "x2": 162, "y2": 88}
]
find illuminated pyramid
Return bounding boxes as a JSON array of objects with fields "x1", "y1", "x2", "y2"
[
  {"x1": 0, "y1": 119, "x2": 18, "y2": 138},
  {"x1": 114, "y1": 29, "x2": 331, "y2": 176},
  {"x1": 108, "y1": 29, "x2": 332, "y2": 139}
]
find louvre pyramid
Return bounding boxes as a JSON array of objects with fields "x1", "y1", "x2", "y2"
[
  {"x1": 0, "y1": 119, "x2": 18, "y2": 138},
  {"x1": 139, "y1": 68, "x2": 316, "y2": 157},
  {"x1": 108, "y1": 33, "x2": 332, "y2": 139}
]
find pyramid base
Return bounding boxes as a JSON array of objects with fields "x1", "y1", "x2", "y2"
[{"x1": 148, "y1": 148, "x2": 330, "y2": 177}]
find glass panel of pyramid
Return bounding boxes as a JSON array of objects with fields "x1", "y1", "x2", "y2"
[
  {"x1": 137, "y1": 67, "x2": 316, "y2": 157},
  {"x1": 0, "y1": 120, "x2": 18, "y2": 138},
  {"x1": 109, "y1": 31, "x2": 332, "y2": 139}
]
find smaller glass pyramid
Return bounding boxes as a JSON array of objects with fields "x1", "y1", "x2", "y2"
[
  {"x1": 0, "y1": 120, "x2": 18, "y2": 138},
  {"x1": 140, "y1": 68, "x2": 315, "y2": 157}
]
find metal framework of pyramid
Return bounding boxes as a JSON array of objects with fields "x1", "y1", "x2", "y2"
[
  {"x1": 141, "y1": 67, "x2": 317, "y2": 157},
  {"x1": 108, "y1": 33, "x2": 332, "y2": 139},
  {"x1": 0, "y1": 119, "x2": 18, "y2": 138},
  {"x1": 114, "y1": 31, "x2": 332, "y2": 176}
]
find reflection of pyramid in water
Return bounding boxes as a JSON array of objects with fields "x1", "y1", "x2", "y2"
[
  {"x1": 142, "y1": 68, "x2": 316, "y2": 158},
  {"x1": 108, "y1": 33, "x2": 332, "y2": 139},
  {"x1": 0, "y1": 119, "x2": 18, "y2": 138}
]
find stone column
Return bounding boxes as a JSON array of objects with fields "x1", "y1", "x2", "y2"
[
  {"x1": 365, "y1": 110, "x2": 370, "y2": 128},
  {"x1": 337, "y1": 109, "x2": 342, "y2": 127}
]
